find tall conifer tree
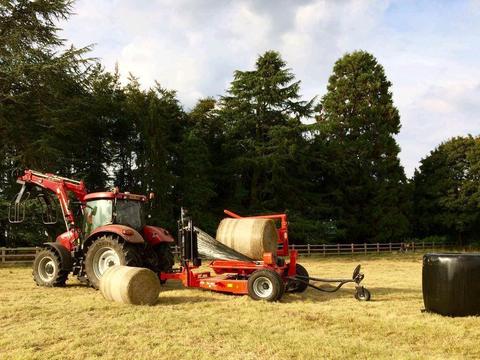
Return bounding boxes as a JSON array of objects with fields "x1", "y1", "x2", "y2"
[{"x1": 319, "y1": 51, "x2": 409, "y2": 242}]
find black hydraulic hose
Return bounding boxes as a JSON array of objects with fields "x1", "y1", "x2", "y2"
[{"x1": 287, "y1": 276, "x2": 357, "y2": 293}]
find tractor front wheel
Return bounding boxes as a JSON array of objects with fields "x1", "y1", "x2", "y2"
[
  {"x1": 33, "y1": 248, "x2": 68, "y2": 287},
  {"x1": 84, "y1": 236, "x2": 141, "y2": 289}
]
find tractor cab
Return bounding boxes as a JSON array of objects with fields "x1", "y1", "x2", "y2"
[{"x1": 83, "y1": 191, "x2": 147, "y2": 236}]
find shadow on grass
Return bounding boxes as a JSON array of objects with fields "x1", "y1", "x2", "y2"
[
  {"x1": 155, "y1": 295, "x2": 223, "y2": 305},
  {"x1": 281, "y1": 285, "x2": 420, "y2": 303}
]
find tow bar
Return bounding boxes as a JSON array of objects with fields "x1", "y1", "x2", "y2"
[{"x1": 288, "y1": 265, "x2": 371, "y2": 301}]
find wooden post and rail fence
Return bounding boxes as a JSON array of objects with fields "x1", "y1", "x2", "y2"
[{"x1": 0, "y1": 242, "x2": 457, "y2": 265}]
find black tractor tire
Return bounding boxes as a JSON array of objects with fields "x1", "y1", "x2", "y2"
[
  {"x1": 286, "y1": 263, "x2": 309, "y2": 293},
  {"x1": 84, "y1": 235, "x2": 141, "y2": 289},
  {"x1": 33, "y1": 248, "x2": 68, "y2": 287},
  {"x1": 154, "y1": 242, "x2": 175, "y2": 273},
  {"x1": 355, "y1": 286, "x2": 371, "y2": 301},
  {"x1": 247, "y1": 269, "x2": 285, "y2": 302}
]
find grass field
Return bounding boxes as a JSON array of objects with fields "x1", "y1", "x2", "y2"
[{"x1": 1, "y1": 253, "x2": 479, "y2": 359}]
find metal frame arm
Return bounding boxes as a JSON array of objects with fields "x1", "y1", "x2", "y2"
[{"x1": 16, "y1": 170, "x2": 87, "y2": 229}]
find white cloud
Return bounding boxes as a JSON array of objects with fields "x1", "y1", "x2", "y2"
[{"x1": 61, "y1": 0, "x2": 480, "y2": 177}]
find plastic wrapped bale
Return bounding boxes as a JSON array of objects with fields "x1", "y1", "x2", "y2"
[
  {"x1": 423, "y1": 253, "x2": 480, "y2": 316},
  {"x1": 215, "y1": 218, "x2": 278, "y2": 260},
  {"x1": 100, "y1": 265, "x2": 160, "y2": 305}
]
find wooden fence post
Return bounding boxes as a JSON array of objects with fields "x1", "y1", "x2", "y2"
[
  {"x1": 307, "y1": 243, "x2": 311, "y2": 256},
  {"x1": 412, "y1": 242, "x2": 416, "y2": 252},
  {"x1": 389, "y1": 243, "x2": 392, "y2": 252},
  {"x1": 377, "y1": 243, "x2": 380, "y2": 253},
  {"x1": 364, "y1": 243, "x2": 367, "y2": 254},
  {"x1": 337, "y1": 244, "x2": 340, "y2": 254},
  {"x1": 1, "y1": 248, "x2": 5, "y2": 263},
  {"x1": 323, "y1": 244, "x2": 326, "y2": 256},
  {"x1": 351, "y1": 243, "x2": 354, "y2": 253},
  {"x1": 422, "y1": 241, "x2": 425, "y2": 250}
]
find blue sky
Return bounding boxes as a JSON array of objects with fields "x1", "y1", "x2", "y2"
[{"x1": 61, "y1": 0, "x2": 480, "y2": 177}]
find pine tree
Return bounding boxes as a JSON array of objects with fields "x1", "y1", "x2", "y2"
[
  {"x1": 0, "y1": 0, "x2": 95, "y2": 245},
  {"x1": 218, "y1": 51, "x2": 313, "y2": 215},
  {"x1": 319, "y1": 51, "x2": 410, "y2": 242}
]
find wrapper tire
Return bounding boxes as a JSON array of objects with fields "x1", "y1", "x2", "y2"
[
  {"x1": 287, "y1": 263, "x2": 309, "y2": 293},
  {"x1": 248, "y1": 269, "x2": 284, "y2": 302}
]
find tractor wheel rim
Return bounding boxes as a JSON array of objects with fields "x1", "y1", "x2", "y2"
[
  {"x1": 253, "y1": 277, "x2": 273, "y2": 298},
  {"x1": 38, "y1": 256, "x2": 56, "y2": 282},
  {"x1": 92, "y1": 247, "x2": 120, "y2": 278}
]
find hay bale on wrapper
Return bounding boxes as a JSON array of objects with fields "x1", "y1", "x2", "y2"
[
  {"x1": 100, "y1": 266, "x2": 160, "y2": 305},
  {"x1": 196, "y1": 227, "x2": 253, "y2": 261},
  {"x1": 215, "y1": 218, "x2": 278, "y2": 260}
]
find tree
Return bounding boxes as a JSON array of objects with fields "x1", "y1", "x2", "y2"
[
  {"x1": 174, "y1": 98, "x2": 222, "y2": 233},
  {"x1": 318, "y1": 51, "x2": 410, "y2": 243},
  {"x1": 218, "y1": 51, "x2": 313, "y2": 216},
  {"x1": 413, "y1": 136, "x2": 480, "y2": 244},
  {"x1": 0, "y1": 0, "x2": 95, "y2": 246}
]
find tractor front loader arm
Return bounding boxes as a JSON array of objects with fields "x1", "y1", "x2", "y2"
[{"x1": 8, "y1": 170, "x2": 87, "y2": 233}]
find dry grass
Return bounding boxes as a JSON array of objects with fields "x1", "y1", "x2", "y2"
[{"x1": 1, "y1": 253, "x2": 479, "y2": 359}]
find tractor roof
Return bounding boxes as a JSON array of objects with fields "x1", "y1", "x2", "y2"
[{"x1": 84, "y1": 191, "x2": 147, "y2": 202}]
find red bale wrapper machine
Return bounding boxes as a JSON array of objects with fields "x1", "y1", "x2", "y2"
[{"x1": 9, "y1": 170, "x2": 370, "y2": 302}]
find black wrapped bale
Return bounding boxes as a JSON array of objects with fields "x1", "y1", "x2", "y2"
[{"x1": 423, "y1": 253, "x2": 480, "y2": 316}]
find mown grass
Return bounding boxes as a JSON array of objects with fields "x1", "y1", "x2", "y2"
[{"x1": 1, "y1": 253, "x2": 479, "y2": 359}]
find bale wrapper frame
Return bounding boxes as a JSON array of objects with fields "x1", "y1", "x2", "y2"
[{"x1": 162, "y1": 208, "x2": 371, "y2": 302}]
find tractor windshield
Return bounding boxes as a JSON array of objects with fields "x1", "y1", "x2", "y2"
[
  {"x1": 115, "y1": 199, "x2": 145, "y2": 231},
  {"x1": 83, "y1": 199, "x2": 113, "y2": 236}
]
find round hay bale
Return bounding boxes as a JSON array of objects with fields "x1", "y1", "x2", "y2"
[
  {"x1": 196, "y1": 227, "x2": 253, "y2": 261},
  {"x1": 423, "y1": 253, "x2": 480, "y2": 316},
  {"x1": 215, "y1": 218, "x2": 278, "y2": 260},
  {"x1": 100, "y1": 265, "x2": 160, "y2": 305}
]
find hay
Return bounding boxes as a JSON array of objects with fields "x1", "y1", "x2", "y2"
[
  {"x1": 100, "y1": 266, "x2": 160, "y2": 305},
  {"x1": 196, "y1": 227, "x2": 253, "y2": 261},
  {"x1": 216, "y1": 218, "x2": 278, "y2": 260}
]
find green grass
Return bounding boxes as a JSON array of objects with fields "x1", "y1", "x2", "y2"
[{"x1": 1, "y1": 253, "x2": 479, "y2": 359}]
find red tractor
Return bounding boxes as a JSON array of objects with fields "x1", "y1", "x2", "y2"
[{"x1": 8, "y1": 170, "x2": 174, "y2": 288}]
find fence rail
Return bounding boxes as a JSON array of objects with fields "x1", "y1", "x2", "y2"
[
  {"x1": 289, "y1": 241, "x2": 456, "y2": 256},
  {"x1": 0, "y1": 242, "x2": 456, "y2": 265}
]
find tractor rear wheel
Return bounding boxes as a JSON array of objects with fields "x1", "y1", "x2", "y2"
[
  {"x1": 154, "y1": 242, "x2": 175, "y2": 273},
  {"x1": 247, "y1": 269, "x2": 285, "y2": 302},
  {"x1": 33, "y1": 248, "x2": 68, "y2": 287},
  {"x1": 84, "y1": 236, "x2": 141, "y2": 289}
]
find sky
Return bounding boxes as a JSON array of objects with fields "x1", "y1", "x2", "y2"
[{"x1": 61, "y1": 0, "x2": 480, "y2": 177}]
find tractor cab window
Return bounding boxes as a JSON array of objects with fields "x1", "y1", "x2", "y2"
[
  {"x1": 115, "y1": 199, "x2": 145, "y2": 231},
  {"x1": 83, "y1": 199, "x2": 113, "y2": 236}
]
